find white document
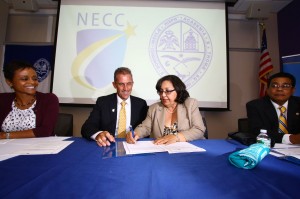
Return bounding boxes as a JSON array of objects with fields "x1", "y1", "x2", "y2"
[
  {"x1": 273, "y1": 143, "x2": 300, "y2": 149},
  {"x1": 0, "y1": 136, "x2": 73, "y2": 161},
  {"x1": 271, "y1": 144, "x2": 300, "y2": 159},
  {"x1": 123, "y1": 141, "x2": 205, "y2": 155},
  {"x1": 164, "y1": 142, "x2": 206, "y2": 154}
]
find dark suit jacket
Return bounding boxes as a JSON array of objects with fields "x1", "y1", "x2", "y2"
[
  {"x1": 246, "y1": 96, "x2": 300, "y2": 143},
  {"x1": 81, "y1": 93, "x2": 148, "y2": 140}
]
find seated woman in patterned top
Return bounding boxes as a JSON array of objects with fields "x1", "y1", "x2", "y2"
[{"x1": 0, "y1": 60, "x2": 59, "y2": 139}]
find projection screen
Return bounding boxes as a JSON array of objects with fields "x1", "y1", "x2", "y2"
[{"x1": 52, "y1": 0, "x2": 229, "y2": 109}]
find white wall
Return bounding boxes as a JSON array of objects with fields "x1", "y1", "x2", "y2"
[{"x1": 1, "y1": 9, "x2": 280, "y2": 138}]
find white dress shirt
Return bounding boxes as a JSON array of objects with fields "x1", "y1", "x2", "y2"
[
  {"x1": 91, "y1": 95, "x2": 131, "y2": 140},
  {"x1": 270, "y1": 100, "x2": 291, "y2": 144}
]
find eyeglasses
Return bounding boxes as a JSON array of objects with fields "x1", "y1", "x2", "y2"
[
  {"x1": 270, "y1": 83, "x2": 293, "y2": 89},
  {"x1": 116, "y1": 82, "x2": 133, "y2": 87},
  {"x1": 157, "y1": 89, "x2": 175, "y2": 95}
]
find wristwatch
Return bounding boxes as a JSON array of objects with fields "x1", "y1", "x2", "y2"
[{"x1": 6, "y1": 132, "x2": 10, "y2": 139}]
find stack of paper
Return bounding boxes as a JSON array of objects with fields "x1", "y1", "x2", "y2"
[
  {"x1": 123, "y1": 141, "x2": 206, "y2": 155},
  {"x1": 0, "y1": 137, "x2": 73, "y2": 161},
  {"x1": 270, "y1": 143, "x2": 300, "y2": 159}
]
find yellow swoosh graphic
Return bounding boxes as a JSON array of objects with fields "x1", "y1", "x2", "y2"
[{"x1": 71, "y1": 34, "x2": 122, "y2": 90}]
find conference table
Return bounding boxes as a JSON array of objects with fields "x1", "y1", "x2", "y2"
[{"x1": 1, "y1": 137, "x2": 300, "y2": 199}]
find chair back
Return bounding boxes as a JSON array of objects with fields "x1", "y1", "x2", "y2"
[
  {"x1": 54, "y1": 113, "x2": 73, "y2": 136},
  {"x1": 202, "y1": 117, "x2": 208, "y2": 139},
  {"x1": 238, "y1": 118, "x2": 249, "y2": 133}
]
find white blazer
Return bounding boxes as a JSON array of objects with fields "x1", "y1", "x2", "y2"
[{"x1": 135, "y1": 98, "x2": 206, "y2": 141}]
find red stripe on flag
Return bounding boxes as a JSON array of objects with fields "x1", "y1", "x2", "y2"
[{"x1": 259, "y1": 29, "x2": 273, "y2": 97}]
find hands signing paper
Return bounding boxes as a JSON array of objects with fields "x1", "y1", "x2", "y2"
[
  {"x1": 154, "y1": 134, "x2": 178, "y2": 145},
  {"x1": 126, "y1": 132, "x2": 181, "y2": 145},
  {"x1": 95, "y1": 131, "x2": 115, "y2": 147},
  {"x1": 126, "y1": 131, "x2": 139, "y2": 144}
]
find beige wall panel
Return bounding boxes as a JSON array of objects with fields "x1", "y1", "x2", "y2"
[
  {"x1": 229, "y1": 19, "x2": 259, "y2": 49},
  {"x1": 51, "y1": 16, "x2": 57, "y2": 42},
  {"x1": 6, "y1": 15, "x2": 51, "y2": 43},
  {"x1": 206, "y1": 51, "x2": 260, "y2": 139},
  {"x1": 0, "y1": 2, "x2": 9, "y2": 45}
]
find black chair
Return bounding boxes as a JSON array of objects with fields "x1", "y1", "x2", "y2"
[
  {"x1": 238, "y1": 118, "x2": 249, "y2": 133},
  {"x1": 202, "y1": 117, "x2": 208, "y2": 139},
  {"x1": 54, "y1": 113, "x2": 73, "y2": 136},
  {"x1": 227, "y1": 118, "x2": 256, "y2": 146}
]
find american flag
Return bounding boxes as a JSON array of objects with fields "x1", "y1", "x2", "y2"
[{"x1": 259, "y1": 29, "x2": 273, "y2": 97}]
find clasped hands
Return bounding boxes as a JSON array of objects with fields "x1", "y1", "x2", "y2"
[{"x1": 95, "y1": 131, "x2": 115, "y2": 147}]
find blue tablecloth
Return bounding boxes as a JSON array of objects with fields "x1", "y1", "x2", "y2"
[{"x1": 1, "y1": 138, "x2": 300, "y2": 199}]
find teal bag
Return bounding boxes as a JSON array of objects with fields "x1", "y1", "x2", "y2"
[{"x1": 228, "y1": 143, "x2": 270, "y2": 169}]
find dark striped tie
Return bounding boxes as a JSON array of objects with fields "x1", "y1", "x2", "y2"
[{"x1": 278, "y1": 106, "x2": 288, "y2": 134}]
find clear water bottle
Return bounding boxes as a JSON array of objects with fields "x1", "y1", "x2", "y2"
[{"x1": 256, "y1": 129, "x2": 271, "y2": 148}]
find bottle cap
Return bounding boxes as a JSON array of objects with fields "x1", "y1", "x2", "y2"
[{"x1": 260, "y1": 129, "x2": 267, "y2": 133}]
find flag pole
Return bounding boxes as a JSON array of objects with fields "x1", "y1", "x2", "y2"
[
  {"x1": 259, "y1": 22, "x2": 265, "y2": 30},
  {"x1": 259, "y1": 21, "x2": 265, "y2": 44}
]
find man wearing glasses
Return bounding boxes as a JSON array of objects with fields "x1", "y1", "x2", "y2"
[
  {"x1": 247, "y1": 72, "x2": 300, "y2": 144},
  {"x1": 81, "y1": 67, "x2": 148, "y2": 147}
]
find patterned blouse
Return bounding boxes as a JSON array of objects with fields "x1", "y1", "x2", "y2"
[
  {"x1": 1, "y1": 101, "x2": 36, "y2": 132},
  {"x1": 163, "y1": 122, "x2": 178, "y2": 136}
]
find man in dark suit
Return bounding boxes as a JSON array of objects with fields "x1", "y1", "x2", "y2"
[
  {"x1": 81, "y1": 67, "x2": 148, "y2": 147},
  {"x1": 246, "y1": 72, "x2": 300, "y2": 144}
]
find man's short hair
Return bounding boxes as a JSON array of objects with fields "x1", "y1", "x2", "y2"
[
  {"x1": 114, "y1": 67, "x2": 132, "y2": 82},
  {"x1": 267, "y1": 72, "x2": 296, "y2": 88}
]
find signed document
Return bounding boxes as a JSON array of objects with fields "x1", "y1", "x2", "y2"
[
  {"x1": 271, "y1": 144, "x2": 300, "y2": 158},
  {"x1": 0, "y1": 137, "x2": 73, "y2": 161},
  {"x1": 123, "y1": 141, "x2": 206, "y2": 155}
]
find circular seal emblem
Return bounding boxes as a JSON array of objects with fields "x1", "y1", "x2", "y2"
[
  {"x1": 149, "y1": 14, "x2": 213, "y2": 89},
  {"x1": 34, "y1": 58, "x2": 51, "y2": 82}
]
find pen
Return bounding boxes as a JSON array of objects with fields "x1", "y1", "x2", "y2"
[{"x1": 129, "y1": 125, "x2": 134, "y2": 137}]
